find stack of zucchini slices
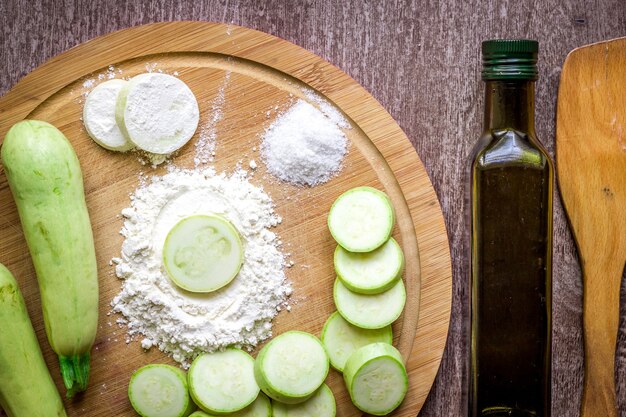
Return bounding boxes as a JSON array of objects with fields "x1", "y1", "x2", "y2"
[{"x1": 324, "y1": 186, "x2": 408, "y2": 416}]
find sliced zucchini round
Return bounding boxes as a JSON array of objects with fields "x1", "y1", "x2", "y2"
[
  {"x1": 83, "y1": 79, "x2": 134, "y2": 151},
  {"x1": 272, "y1": 384, "x2": 336, "y2": 417},
  {"x1": 254, "y1": 331, "x2": 329, "y2": 404},
  {"x1": 128, "y1": 364, "x2": 194, "y2": 417},
  {"x1": 327, "y1": 187, "x2": 395, "y2": 253},
  {"x1": 188, "y1": 412, "x2": 215, "y2": 417},
  {"x1": 188, "y1": 349, "x2": 259, "y2": 414},
  {"x1": 116, "y1": 72, "x2": 199, "y2": 154},
  {"x1": 229, "y1": 392, "x2": 271, "y2": 417},
  {"x1": 333, "y1": 278, "x2": 406, "y2": 329},
  {"x1": 321, "y1": 311, "x2": 393, "y2": 372},
  {"x1": 334, "y1": 237, "x2": 404, "y2": 294},
  {"x1": 343, "y1": 343, "x2": 408, "y2": 416},
  {"x1": 163, "y1": 214, "x2": 244, "y2": 293}
]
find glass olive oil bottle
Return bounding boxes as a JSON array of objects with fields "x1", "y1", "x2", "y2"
[{"x1": 469, "y1": 40, "x2": 553, "y2": 417}]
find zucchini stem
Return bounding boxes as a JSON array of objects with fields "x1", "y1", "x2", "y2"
[{"x1": 59, "y1": 353, "x2": 90, "y2": 398}]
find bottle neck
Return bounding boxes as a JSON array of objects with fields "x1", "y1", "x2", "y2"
[{"x1": 484, "y1": 80, "x2": 535, "y2": 133}]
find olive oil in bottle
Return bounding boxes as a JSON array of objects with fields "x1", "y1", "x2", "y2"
[{"x1": 469, "y1": 40, "x2": 553, "y2": 417}]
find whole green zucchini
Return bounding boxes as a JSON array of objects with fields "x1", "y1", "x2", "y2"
[
  {"x1": 0, "y1": 263, "x2": 67, "y2": 417},
  {"x1": 1, "y1": 120, "x2": 98, "y2": 397}
]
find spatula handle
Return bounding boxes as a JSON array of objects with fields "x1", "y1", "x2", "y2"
[{"x1": 580, "y1": 257, "x2": 623, "y2": 417}]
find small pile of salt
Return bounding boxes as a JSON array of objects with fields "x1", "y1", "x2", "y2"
[{"x1": 261, "y1": 100, "x2": 348, "y2": 186}]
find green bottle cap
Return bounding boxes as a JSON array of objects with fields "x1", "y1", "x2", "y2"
[{"x1": 481, "y1": 39, "x2": 538, "y2": 81}]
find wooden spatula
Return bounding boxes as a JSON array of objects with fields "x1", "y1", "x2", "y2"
[{"x1": 556, "y1": 37, "x2": 626, "y2": 417}]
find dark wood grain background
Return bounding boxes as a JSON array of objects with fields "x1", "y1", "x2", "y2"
[{"x1": 1, "y1": 1, "x2": 625, "y2": 416}]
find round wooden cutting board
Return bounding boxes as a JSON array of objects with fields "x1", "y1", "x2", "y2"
[{"x1": 0, "y1": 22, "x2": 451, "y2": 417}]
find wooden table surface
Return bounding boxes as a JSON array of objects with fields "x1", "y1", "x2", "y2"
[{"x1": 0, "y1": 1, "x2": 624, "y2": 416}]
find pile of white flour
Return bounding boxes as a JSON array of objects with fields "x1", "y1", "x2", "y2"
[
  {"x1": 111, "y1": 167, "x2": 291, "y2": 367},
  {"x1": 261, "y1": 99, "x2": 348, "y2": 186}
]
